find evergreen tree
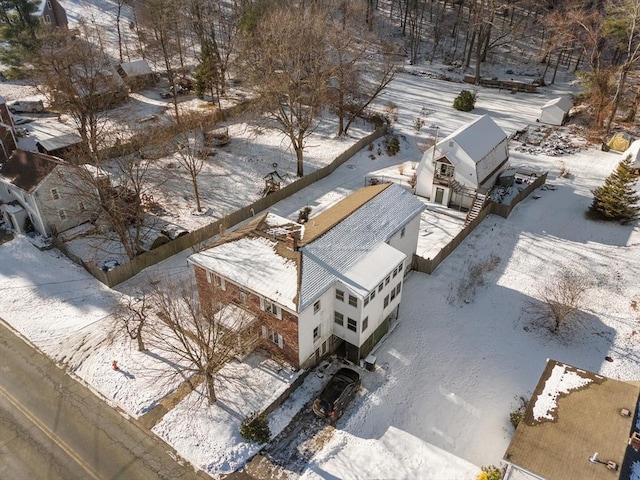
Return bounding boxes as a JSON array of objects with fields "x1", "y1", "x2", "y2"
[
  {"x1": 0, "y1": 0, "x2": 42, "y2": 72},
  {"x1": 589, "y1": 155, "x2": 640, "y2": 222}
]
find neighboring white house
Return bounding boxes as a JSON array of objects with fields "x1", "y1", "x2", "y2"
[
  {"x1": 0, "y1": 149, "x2": 97, "y2": 236},
  {"x1": 503, "y1": 359, "x2": 640, "y2": 480},
  {"x1": 188, "y1": 183, "x2": 426, "y2": 369},
  {"x1": 415, "y1": 114, "x2": 509, "y2": 211},
  {"x1": 539, "y1": 97, "x2": 572, "y2": 126}
]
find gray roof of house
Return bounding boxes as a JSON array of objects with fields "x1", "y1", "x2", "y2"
[{"x1": 298, "y1": 183, "x2": 424, "y2": 310}]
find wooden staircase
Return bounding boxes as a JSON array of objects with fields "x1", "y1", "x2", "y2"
[{"x1": 464, "y1": 192, "x2": 487, "y2": 226}]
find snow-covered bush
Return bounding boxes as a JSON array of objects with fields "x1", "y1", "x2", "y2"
[{"x1": 240, "y1": 411, "x2": 270, "y2": 444}]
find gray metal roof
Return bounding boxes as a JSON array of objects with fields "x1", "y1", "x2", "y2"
[{"x1": 298, "y1": 184, "x2": 424, "y2": 310}]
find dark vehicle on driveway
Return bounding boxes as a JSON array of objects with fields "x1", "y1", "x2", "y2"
[{"x1": 312, "y1": 368, "x2": 361, "y2": 424}]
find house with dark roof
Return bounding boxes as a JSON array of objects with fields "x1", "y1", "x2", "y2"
[
  {"x1": 35, "y1": 0, "x2": 68, "y2": 29},
  {"x1": 188, "y1": 183, "x2": 426, "y2": 368},
  {"x1": 503, "y1": 359, "x2": 640, "y2": 480},
  {"x1": 415, "y1": 115, "x2": 509, "y2": 213},
  {"x1": 0, "y1": 149, "x2": 97, "y2": 236}
]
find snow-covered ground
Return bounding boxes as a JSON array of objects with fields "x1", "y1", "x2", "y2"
[{"x1": 3, "y1": 2, "x2": 640, "y2": 478}]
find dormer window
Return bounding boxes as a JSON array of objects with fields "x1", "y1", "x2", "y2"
[{"x1": 51, "y1": 188, "x2": 60, "y2": 200}]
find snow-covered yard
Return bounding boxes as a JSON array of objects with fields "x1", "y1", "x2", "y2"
[{"x1": 4, "y1": 6, "x2": 640, "y2": 475}]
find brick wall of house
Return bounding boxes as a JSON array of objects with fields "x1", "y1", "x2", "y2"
[{"x1": 192, "y1": 265, "x2": 301, "y2": 367}]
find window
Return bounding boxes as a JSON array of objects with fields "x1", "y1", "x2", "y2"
[
  {"x1": 313, "y1": 325, "x2": 321, "y2": 341},
  {"x1": 393, "y1": 267, "x2": 398, "y2": 278},
  {"x1": 239, "y1": 291, "x2": 248, "y2": 305},
  {"x1": 362, "y1": 317, "x2": 368, "y2": 332},
  {"x1": 348, "y1": 295, "x2": 357, "y2": 307},
  {"x1": 336, "y1": 289, "x2": 344, "y2": 301},
  {"x1": 396, "y1": 283, "x2": 402, "y2": 295},
  {"x1": 262, "y1": 298, "x2": 282, "y2": 319},
  {"x1": 78, "y1": 201, "x2": 86, "y2": 212},
  {"x1": 401, "y1": 226, "x2": 406, "y2": 238},
  {"x1": 44, "y1": 14, "x2": 51, "y2": 23},
  {"x1": 384, "y1": 295, "x2": 389, "y2": 308},
  {"x1": 51, "y1": 188, "x2": 60, "y2": 200},
  {"x1": 206, "y1": 272, "x2": 226, "y2": 290},
  {"x1": 364, "y1": 296, "x2": 369, "y2": 307},
  {"x1": 370, "y1": 289, "x2": 375, "y2": 300},
  {"x1": 390, "y1": 288, "x2": 397, "y2": 301},
  {"x1": 385, "y1": 275, "x2": 390, "y2": 286},
  {"x1": 47, "y1": 0, "x2": 52, "y2": 9},
  {"x1": 262, "y1": 326, "x2": 284, "y2": 348},
  {"x1": 314, "y1": 300, "x2": 321, "y2": 314},
  {"x1": 399, "y1": 262, "x2": 403, "y2": 273},
  {"x1": 334, "y1": 311, "x2": 344, "y2": 326},
  {"x1": 58, "y1": 209, "x2": 66, "y2": 220},
  {"x1": 378, "y1": 283, "x2": 383, "y2": 293},
  {"x1": 347, "y1": 318, "x2": 357, "y2": 332}
]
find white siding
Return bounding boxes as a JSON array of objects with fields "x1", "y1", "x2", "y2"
[{"x1": 297, "y1": 288, "x2": 335, "y2": 365}]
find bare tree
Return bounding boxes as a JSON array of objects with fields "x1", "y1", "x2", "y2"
[
  {"x1": 557, "y1": 1, "x2": 614, "y2": 129},
  {"x1": 133, "y1": 0, "x2": 184, "y2": 121},
  {"x1": 115, "y1": 292, "x2": 152, "y2": 351},
  {"x1": 326, "y1": 0, "x2": 397, "y2": 136},
  {"x1": 603, "y1": 0, "x2": 640, "y2": 133},
  {"x1": 34, "y1": 25, "x2": 126, "y2": 158},
  {"x1": 150, "y1": 280, "x2": 260, "y2": 404},
  {"x1": 531, "y1": 269, "x2": 589, "y2": 332},
  {"x1": 174, "y1": 129, "x2": 205, "y2": 213},
  {"x1": 239, "y1": 2, "x2": 332, "y2": 177}
]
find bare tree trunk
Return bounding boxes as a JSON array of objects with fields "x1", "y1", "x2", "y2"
[
  {"x1": 550, "y1": 50, "x2": 561, "y2": 85},
  {"x1": 116, "y1": 0, "x2": 124, "y2": 62},
  {"x1": 205, "y1": 370, "x2": 216, "y2": 404},
  {"x1": 605, "y1": 67, "x2": 630, "y2": 134}
]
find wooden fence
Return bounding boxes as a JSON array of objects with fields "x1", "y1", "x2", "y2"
[
  {"x1": 82, "y1": 127, "x2": 388, "y2": 287},
  {"x1": 413, "y1": 172, "x2": 547, "y2": 275}
]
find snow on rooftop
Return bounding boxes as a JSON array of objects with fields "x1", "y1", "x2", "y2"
[
  {"x1": 342, "y1": 242, "x2": 406, "y2": 297},
  {"x1": 299, "y1": 184, "x2": 424, "y2": 310},
  {"x1": 189, "y1": 236, "x2": 298, "y2": 311},
  {"x1": 532, "y1": 364, "x2": 593, "y2": 422},
  {"x1": 444, "y1": 114, "x2": 508, "y2": 164},
  {"x1": 119, "y1": 59, "x2": 153, "y2": 76}
]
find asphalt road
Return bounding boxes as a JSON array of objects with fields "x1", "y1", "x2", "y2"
[{"x1": 0, "y1": 320, "x2": 205, "y2": 480}]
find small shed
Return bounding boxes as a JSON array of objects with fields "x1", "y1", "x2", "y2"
[
  {"x1": 539, "y1": 97, "x2": 572, "y2": 126},
  {"x1": 36, "y1": 133, "x2": 84, "y2": 159},
  {"x1": 116, "y1": 60, "x2": 156, "y2": 90}
]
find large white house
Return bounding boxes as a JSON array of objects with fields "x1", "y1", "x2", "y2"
[
  {"x1": 188, "y1": 183, "x2": 426, "y2": 369},
  {"x1": 415, "y1": 115, "x2": 509, "y2": 210}
]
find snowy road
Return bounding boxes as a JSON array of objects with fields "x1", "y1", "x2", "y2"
[{"x1": 0, "y1": 320, "x2": 203, "y2": 480}]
